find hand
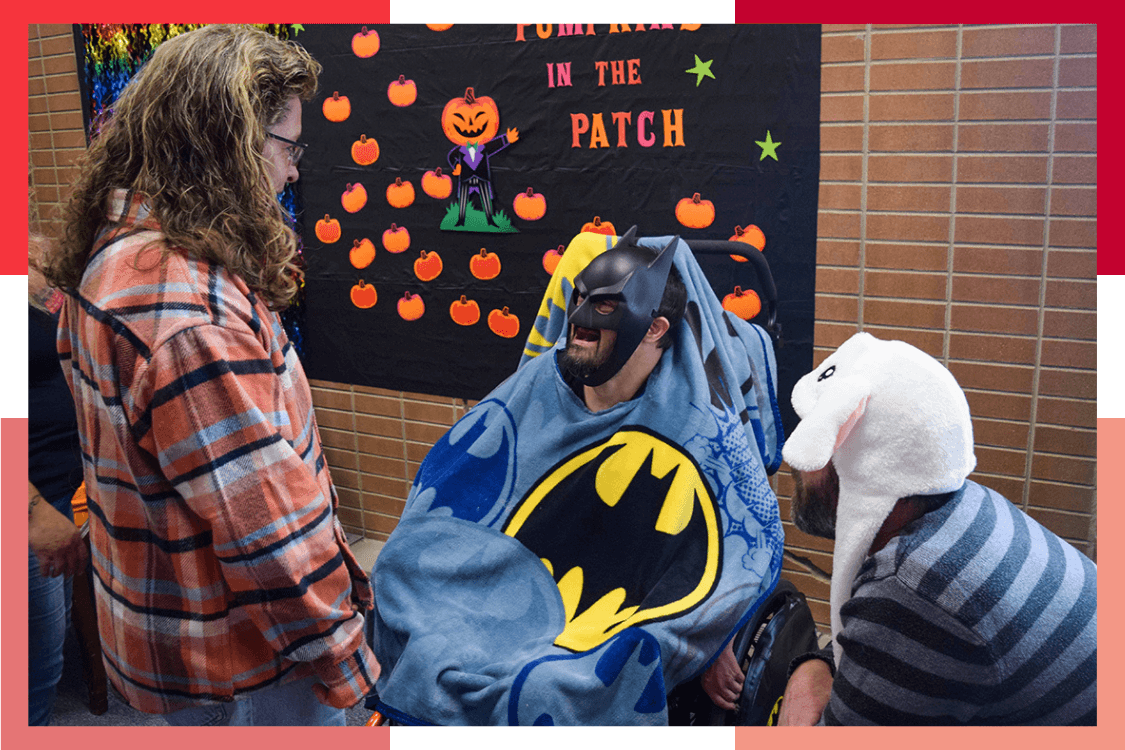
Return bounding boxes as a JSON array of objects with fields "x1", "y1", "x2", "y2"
[
  {"x1": 29, "y1": 485, "x2": 88, "y2": 578},
  {"x1": 506, "y1": 127, "x2": 520, "y2": 143},
  {"x1": 701, "y1": 641, "x2": 745, "y2": 712},
  {"x1": 777, "y1": 658, "x2": 833, "y2": 725},
  {"x1": 452, "y1": 163, "x2": 462, "y2": 176}
]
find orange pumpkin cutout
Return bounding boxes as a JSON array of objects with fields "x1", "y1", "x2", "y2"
[
  {"x1": 582, "y1": 216, "x2": 616, "y2": 235},
  {"x1": 513, "y1": 187, "x2": 547, "y2": 221},
  {"x1": 442, "y1": 87, "x2": 500, "y2": 147},
  {"x1": 722, "y1": 286, "x2": 762, "y2": 321},
  {"x1": 470, "y1": 248, "x2": 501, "y2": 280},
  {"x1": 388, "y1": 75, "x2": 417, "y2": 107},
  {"x1": 729, "y1": 224, "x2": 766, "y2": 262},
  {"x1": 322, "y1": 91, "x2": 351, "y2": 122},
  {"x1": 341, "y1": 183, "x2": 368, "y2": 214},
  {"x1": 397, "y1": 291, "x2": 425, "y2": 321},
  {"x1": 315, "y1": 214, "x2": 341, "y2": 244},
  {"x1": 413, "y1": 250, "x2": 443, "y2": 282},
  {"x1": 350, "y1": 280, "x2": 377, "y2": 309},
  {"x1": 487, "y1": 306, "x2": 520, "y2": 339},
  {"x1": 352, "y1": 27, "x2": 380, "y2": 58},
  {"x1": 351, "y1": 135, "x2": 380, "y2": 166},
  {"x1": 542, "y1": 244, "x2": 565, "y2": 276},
  {"x1": 386, "y1": 177, "x2": 415, "y2": 208},
  {"x1": 382, "y1": 224, "x2": 410, "y2": 254},
  {"x1": 421, "y1": 167, "x2": 452, "y2": 200},
  {"x1": 449, "y1": 295, "x2": 480, "y2": 326},
  {"x1": 676, "y1": 193, "x2": 715, "y2": 229},
  {"x1": 350, "y1": 238, "x2": 376, "y2": 270},
  {"x1": 427, "y1": 24, "x2": 453, "y2": 31}
]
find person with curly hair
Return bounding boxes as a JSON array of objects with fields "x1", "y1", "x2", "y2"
[{"x1": 41, "y1": 24, "x2": 379, "y2": 726}]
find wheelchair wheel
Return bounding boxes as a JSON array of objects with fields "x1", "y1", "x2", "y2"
[
  {"x1": 667, "y1": 579, "x2": 820, "y2": 726},
  {"x1": 729, "y1": 578, "x2": 820, "y2": 725}
]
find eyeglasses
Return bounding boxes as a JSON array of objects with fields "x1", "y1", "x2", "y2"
[{"x1": 267, "y1": 132, "x2": 308, "y2": 166}]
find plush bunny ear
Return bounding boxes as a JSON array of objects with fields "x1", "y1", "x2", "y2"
[{"x1": 781, "y1": 376, "x2": 871, "y2": 471}]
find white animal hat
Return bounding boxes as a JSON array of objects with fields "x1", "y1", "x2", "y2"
[{"x1": 781, "y1": 332, "x2": 976, "y2": 666}]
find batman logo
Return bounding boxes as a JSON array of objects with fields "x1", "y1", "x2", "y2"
[{"x1": 503, "y1": 428, "x2": 720, "y2": 652}]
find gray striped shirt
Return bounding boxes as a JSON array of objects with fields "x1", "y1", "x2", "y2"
[{"x1": 822, "y1": 480, "x2": 1096, "y2": 725}]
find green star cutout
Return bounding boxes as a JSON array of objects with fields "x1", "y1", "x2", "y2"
[
  {"x1": 290, "y1": 24, "x2": 305, "y2": 36},
  {"x1": 755, "y1": 130, "x2": 781, "y2": 161},
  {"x1": 685, "y1": 55, "x2": 715, "y2": 87}
]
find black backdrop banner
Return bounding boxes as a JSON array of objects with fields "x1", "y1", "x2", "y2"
[{"x1": 296, "y1": 24, "x2": 819, "y2": 435}]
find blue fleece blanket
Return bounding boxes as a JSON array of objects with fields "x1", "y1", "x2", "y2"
[{"x1": 367, "y1": 234, "x2": 785, "y2": 725}]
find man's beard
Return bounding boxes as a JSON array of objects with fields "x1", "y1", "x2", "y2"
[
  {"x1": 790, "y1": 462, "x2": 839, "y2": 540},
  {"x1": 559, "y1": 327, "x2": 612, "y2": 380},
  {"x1": 559, "y1": 346, "x2": 599, "y2": 380}
]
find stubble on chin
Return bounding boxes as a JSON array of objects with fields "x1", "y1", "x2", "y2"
[
  {"x1": 789, "y1": 463, "x2": 839, "y2": 540},
  {"x1": 560, "y1": 327, "x2": 610, "y2": 380},
  {"x1": 559, "y1": 343, "x2": 598, "y2": 380}
]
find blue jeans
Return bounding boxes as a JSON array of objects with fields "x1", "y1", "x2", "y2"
[
  {"x1": 28, "y1": 546, "x2": 71, "y2": 725},
  {"x1": 163, "y1": 675, "x2": 346, "y2": 726}
]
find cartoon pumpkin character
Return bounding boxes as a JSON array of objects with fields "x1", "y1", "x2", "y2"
[{"x1": 442, "y1": 86, "x2": 519, "y2": 227}]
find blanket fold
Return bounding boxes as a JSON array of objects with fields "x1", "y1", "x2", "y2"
[{"x1": 368, "y1": 233, "x2": 786, "y2": 724}]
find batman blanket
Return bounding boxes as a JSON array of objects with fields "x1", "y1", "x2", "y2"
[{"x1": 366, "y1": 234, "x2": 785, "y2": 725}]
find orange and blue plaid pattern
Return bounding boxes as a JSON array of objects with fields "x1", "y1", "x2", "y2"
[{"x1": 57, "y1": 190, "x2": 379, "y2": 714}]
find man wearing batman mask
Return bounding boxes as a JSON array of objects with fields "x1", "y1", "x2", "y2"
[
  {"x1": 555, "y1": 229, "x2": 749, "y2": 713},
  {"x1": 367, "y1": 226, "x2": 785, "y2": 725},
  {"x1": 558, "y1": 229, "x2": 686, "y2": 410}
]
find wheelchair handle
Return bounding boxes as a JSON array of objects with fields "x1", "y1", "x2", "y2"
[{"x1": 683, "y1": 239, "x2": 781, "y2": 342}]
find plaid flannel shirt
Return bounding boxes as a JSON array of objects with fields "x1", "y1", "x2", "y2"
[{"x1": 57, "y1": 190, "x2": 379, "y2": 713}]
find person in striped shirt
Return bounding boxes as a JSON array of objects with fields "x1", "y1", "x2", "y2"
[
  {"x1": 41, "y1": 25, "x2": 379, "y2": 725},
  {"x1": 777, "y1": 333, "x2": 1095, "y2": 725}
]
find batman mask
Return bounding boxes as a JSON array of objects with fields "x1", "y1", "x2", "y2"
[{"x1": 564, "y1": 227, "x2": 678, "y2": 387}]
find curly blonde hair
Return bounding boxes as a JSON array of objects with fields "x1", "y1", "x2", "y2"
[{"x1": 44, "y1": 25, "x2": 321, "y2": 309}]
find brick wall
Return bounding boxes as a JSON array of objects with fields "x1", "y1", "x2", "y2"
[
  {"x1": 29, "y1": 24, "x2": 1097, "y2": 634},
  {"x1": 29, "y1": 24, "x2": 85, "y2": 239},
  {"x1": 786, "y1": 23, "x2": 1097, "y2": 628},
  {"x1": 309, "y1": 383, "x2": 477, "y2": 540}
]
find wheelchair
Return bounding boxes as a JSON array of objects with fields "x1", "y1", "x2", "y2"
[
  {"x1": 366, "y1": 239, "x2": 810, "y2": 727},
  {"x1": 667, "y1": 578, "x2": 820, "y2": 726}
]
